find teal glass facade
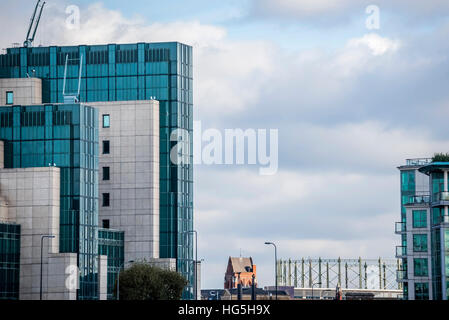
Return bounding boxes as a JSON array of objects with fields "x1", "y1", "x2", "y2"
[
  {"x1": 98, "y1": 228, "x2": 124, "y2": 300},
  {"x1": 0, "y1": 222, "x2": 20, "y2": 300},
  {"x1": 0, "y1": 42, "x2": 195, "y2": 298},
  {"x1": 0, "y1": 104, "x2": 99, "y2": 300},
  {"x1": 400, "y1": 170, "x2": 415, "y2": 299}
]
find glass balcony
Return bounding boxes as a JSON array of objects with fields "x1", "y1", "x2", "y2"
[
  {"x1": 405, "y1": 158, "x2": 432, "y2": 166},
  {"x1": 433, "y1": 191, "x2": 449, "y2": 204},
  {"x1": 395, "y1": 222, "x2": 406, "y2": 234},
  {"x1": 406, "y1": 194, "x2": 430, "y2": 206},
  {"x1": 395, "y1": 246, "x2": 407, "y2": 258},
  {"x1": 396, "y1": 270, "x2": 407, "y2": 282}
]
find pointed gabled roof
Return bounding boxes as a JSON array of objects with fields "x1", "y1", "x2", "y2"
[{"x1": 228, "y1": 256, "x2": 254, "y2": 273}]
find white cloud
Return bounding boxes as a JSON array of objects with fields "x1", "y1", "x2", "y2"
[
  {"x1": 250, "y1": 0, "x2": 449, "y2": 23},
  {"x1": 347, "y1": 33, "x2": 400, "y2": 56}
]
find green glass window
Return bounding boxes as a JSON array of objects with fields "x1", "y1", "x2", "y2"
[
  {"x1": 102, "y1": 114, "x2": 110, "y2": 128},
  {"x1": 412, "y1": 210, "x2": 427, "y2": 228},
  {"x1": 413, "y1": 234, "x2": 428, "y2": 252},
  {"x1": 102, "y1": 140, "x2": 110, "y2": 154},
  {"x1": 0, "y1": 223, "x2": 20, "y2": 300},
  {"x1": 102, "y1": 193, "x2": 110, "y2": 207},
  {"x1": 414, "y1": 258, "x2": 429, "y2": 277},
  {"x1": 401, "y1": 170, "x2": 415, "y2": 192},
  {"x1": 6, "y1": 91, "x2": 13, "y2": 105},
  {"x1": 102, "y1": 167, "x2": 110, "y2": 181},
  {"x1": 415, "y1": 282, "x2": 429, "y2": 300},
  {"x1": 432, "y1": 208, "x2": 442, "y2": 225}
]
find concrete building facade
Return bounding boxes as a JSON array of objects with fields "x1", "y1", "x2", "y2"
[
  {"x1": 0, "y1": 78, "x2": 42, "y2": 106},
  {"x1": 92, "y1": 100, "x2": 160, "y2": 263},
  {"x1": 0, "y1": 140, "x2": 107, "y2": 299}
]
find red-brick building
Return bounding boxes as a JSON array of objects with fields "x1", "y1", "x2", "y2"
[{"x1": 224, "y1": 257, "x2": 257, "y2": 289}]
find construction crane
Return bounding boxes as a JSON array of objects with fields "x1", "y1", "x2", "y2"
[{"x1": 24, "y1": 0, "x2": 46, "y2": 48}]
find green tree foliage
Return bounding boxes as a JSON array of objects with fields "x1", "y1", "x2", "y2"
[
  {"x1": 115, "y1": 262, "x2": 188, "y2": 300},
  {"x1": 432, "y1": 153, "x2": 449, "y2": 163}
]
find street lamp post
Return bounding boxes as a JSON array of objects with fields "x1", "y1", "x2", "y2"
[
  {"x1": 117, "y1": 260, "x2": 134, "y2": 300},
  {"x1": 40, "y1": 234, "x2": 55, "y2": 300},
  {"x1": 182, "y1": 230, "x2": 198, "y2": 300},
  {"x1": 311, "y1": 282, "x2": 322, "y2": 300},
  {"x1": 264, "y1": 242, "x2": 277, "y2": 300}
]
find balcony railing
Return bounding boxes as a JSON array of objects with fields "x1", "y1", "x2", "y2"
[
  {"x1": 395, "y1": 246, "x2": 407, "y2": 258},
  {"x1": 396, "y1": 270, "x2": 407, "y2": 281},
  {"x1": 433, "y1": 191, "x2": 449, "y2": 203},
  {"x1": 406, "y1": 194, "x2": 430, "y2": 205},
  {"x1": 395, "y1": 222, "x2": 406, "y2": 234},
  {"x1": 405, "y1": 158, "x2": 432, "y2": 166}
]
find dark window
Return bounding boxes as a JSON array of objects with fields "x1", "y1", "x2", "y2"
[
  {"x1": 102, "y1": 193, "x2": 110, "y2": 207},
  {"x1": 6, "y1": 91, "x2": 13, "y2": 105},
  {"x1": 102, "y1": 114, "x2": 110, "y2": 128},
  {"x1": 103, "y1": 140, "x2": 110, "y2": 154},
  {"x1": 102, "y1": 219, "x2": 110, "y2": 229},
  {"x1": 414, "y1": 258, "x2": 428, "y2": 277},
  {"x1": 103, "y1": 167, "x2": 110, "y2": 181},
  {"x1": 415, "y1": 283, "x2": 429, "y2": 300}
]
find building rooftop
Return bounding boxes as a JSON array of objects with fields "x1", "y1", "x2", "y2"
[
  {"x1": 228, "y1": 257, "x2": 254, "y2": 273},
  {"x1": 418, "y1": 162, "x2": 449, "y2": 175}
]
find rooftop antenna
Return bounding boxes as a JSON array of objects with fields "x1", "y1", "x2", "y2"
[{"x1": 24, "y1": 0, "x2": 46, "y2": 48}]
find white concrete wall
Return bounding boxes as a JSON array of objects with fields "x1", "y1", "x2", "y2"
[
  {"x1": 91, "y1": 100, "x2": 160, "y2": 263},
  {"x1": 47, "y1": 253, "x2": 78, "y2": 300},
  {"x1": 0, "y1": 167, "x2": 70, "y2": 299},
  {"x1": 0, "y1": 78, "x2": 42, "y2": 105},
  {"x1": 98, "y1": 255, "x2": 108, "y2": 300}
]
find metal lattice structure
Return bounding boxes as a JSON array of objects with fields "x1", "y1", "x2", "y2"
[{"x1": 277, "y1": 258, "x2": 401, "y2": 290}]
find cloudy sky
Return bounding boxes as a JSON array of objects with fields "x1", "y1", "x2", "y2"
[{"x1": 1, "y1": 0, "x2": 449, "y2": 289}]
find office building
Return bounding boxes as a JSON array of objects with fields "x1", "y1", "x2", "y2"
[
  {"x1": 0, "y1": 111, "x2": 108, "y2": 299},
  {"x1": 0, "y1": 41, "x2": 195, "y2": 299},
  {"x1": 396, "y1": 157, "x2": 449, "y2": 300}
]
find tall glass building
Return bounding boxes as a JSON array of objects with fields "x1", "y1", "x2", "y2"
[
  {"x1": 98, "y1": 228, "x2": 124, "y2": 299},
  {"x1": 0, "y1": 222, "x2": 20, "y2": 300},
  {"x1": 396, "y1": 158, "x2": 449, "y2": 300},
  {"x1": 0, "y1": 104, "x2": 99, "y2": 300},
  {"x1": 0, "y1": 42, "x2": 195, "y2": 298}
]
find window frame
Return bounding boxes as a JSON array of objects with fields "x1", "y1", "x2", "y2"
[
  {"x1": 102, "y1": 219, "x2": 110, "y2": 229},
  {"x1": 412, "y1": 210, "x2": 427, "y2": 228},
  {"x1": 102, "y1": 193, "x2": 110, "y2": 207},
  {"x1": 413, "y1": 258, "x2": 429, "y2": 277},
  {"x1": 102, "y1": 140, "x2": 110, "y2": 154},
  {"x1": 412, "y1": 234, "x2": 428, "y2": 252},
  {"x1": 102, "y1": 114, "x2": 110, "y2": 128},
  {"x1": 6, "y1": 91, "x2": 13, "y2": 105},
  {"x1": 102, "y1": 166, "x2": 110, "y2": 181},
  {"x1": 414, "y1": 282, "x2": 429, "y2": 300}
]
